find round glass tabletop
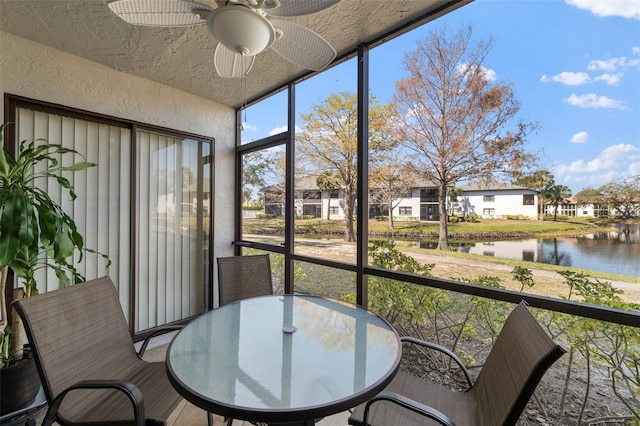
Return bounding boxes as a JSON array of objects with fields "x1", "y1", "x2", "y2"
[{"x1": 166, "y1": 295, "x2": 401, "y2": 424}]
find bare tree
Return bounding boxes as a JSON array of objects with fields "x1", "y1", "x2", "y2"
[
  {"x1": 297, "y1": 92, "x2": 394, "y2": 241},
  {"x1": 370, "y1": 150, "x2": 416, "y2": 230},
  {"x1": 393, "y1": 25, "x2": 538, "y2": 250}
]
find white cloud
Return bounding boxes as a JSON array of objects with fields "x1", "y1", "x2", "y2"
[
  {"x1": 587, "y1": 56, "x2": 640, "y2": 72},
  {"x1": 540, "y1": 71, "x2": 591, "y2": 86},
  {"x1": 563, "y1": 93, "x2": 627, "y2": 109},
  {"x1": 565, "y1": 0, "x2": 640, "y2": 20},
  {"x1": 456, "y1": 63, "x2": 497, "y2": 81},
  {"x1": 242, "y1": 122, "x2": 257, "y2": 132},
  {"x1": 481, "y1": 67, "x2": 497, "y2": 82},
  {"x1": 554, "y1": 143, "x2": 640, "y2": 190},
  {"x1": 594, "y1": 73, "x2": 621, "y2": 85},
  {"x1": 269, "y1": 125, "x2": 288, "y2": 136},
  {"x1": 570, "y1": 131, "x2": 589, "y2": 143},
  {"x1": 633, "y1": 46, "x2": 640, "y2": 55}
]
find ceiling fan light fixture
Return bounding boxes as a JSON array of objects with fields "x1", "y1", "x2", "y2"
[{"x1": 207, "y1": 6, "x2": 276, "y2": 56}]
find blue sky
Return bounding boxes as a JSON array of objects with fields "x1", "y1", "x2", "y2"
[{"x1": 241, "y1": 0, "x2": 639, "y2": 195}]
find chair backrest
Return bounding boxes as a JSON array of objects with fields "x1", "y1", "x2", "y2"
[
  {"x1": 13, "y1": 276, "x2": 138, "y2": 404},
  {"x1": 472, "y1": 301, "x2": 565, "y2": 425},
  {"x1": 217, "y1": 254, "x2": 273, "y2": 306}
]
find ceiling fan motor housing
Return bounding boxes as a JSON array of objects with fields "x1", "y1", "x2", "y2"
[{"x1": 207, "y1": 5, "x2": 276, "y2": 56}]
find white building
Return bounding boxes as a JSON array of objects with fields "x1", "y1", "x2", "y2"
[
  {"x1": 453, "y1": 183, "x2": 539, "y2": 219},
  {"x1": 265, "y1": 180, "x2": 539, "y2": 221}
]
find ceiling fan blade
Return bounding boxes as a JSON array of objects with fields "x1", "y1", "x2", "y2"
[
  {"x1": 270, "y1": 20, "x2": 336, "y2": 71},
  {"x1": 214, "y1": 44, "x2": 255, "y2": 78},
  {"x1": 108, "y1": 0, "x2": 211, "y2": 27},
  {"x1": 266, "y1": 0, "x2": 341, "y2": 17}
]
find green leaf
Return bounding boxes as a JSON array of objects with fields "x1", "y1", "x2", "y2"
[
  {"x1": 37, "y1": 204, "x2": 58, "y2": 248},
  {"x1": 0, "y1": 234, "x2": 18, "y2": 267},
  {"x1": 1, "y1": 132, "x2": 109, "y2": 290},
  {"x1": 52, "y1": 265, "x2": 71, "y2": 288},
  {"x1": 58, "y1": 161, "x2": 96, "y2": 172}
]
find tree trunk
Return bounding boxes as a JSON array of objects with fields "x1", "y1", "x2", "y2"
[
  {"x1": 388, "y1": 201, "x2": 394, "y2": 230},
  {"x1": 344, "y1": 196, "x2": 356, "y2": 242},
  {"x1": 538, "y1": 194, "x2": 544, "y2": 220},
  {"x1": 326, "y1": 195, "x2": 330, "y2": 220},
  {"x1": 437, "y1": 184, "x2": 450, "y2": 250}
]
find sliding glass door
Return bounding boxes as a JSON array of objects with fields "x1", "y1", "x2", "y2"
[{"x1": 11, "y1": 103, "x2": 212, "y2": 333}]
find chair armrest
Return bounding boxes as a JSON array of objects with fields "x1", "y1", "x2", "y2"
[
  {"x1": 363, "y1": 390, "x2": 456, "y2": 426},
  {"x1": 138, "y1": 325, "x2": 184, "y2": 357},
  {"x1": 42, "y1": 379, "x2": 145, "y2": 426},
  {"x1": 401, "y1": 336, "x2": 474, "y2": 388}
]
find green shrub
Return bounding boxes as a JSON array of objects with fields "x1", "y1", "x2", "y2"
[{"x1": 466, "y1": 213, "x2": 480, "y2": 223}]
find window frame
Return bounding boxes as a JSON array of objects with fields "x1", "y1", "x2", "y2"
[
  {"x1": 231, "y1": 18, "x2": 638, "y2": 328},
  {"x1": 523, "y1": 194, "x2": 535, "y2": 205}
]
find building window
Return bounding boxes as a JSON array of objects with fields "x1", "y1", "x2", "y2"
[
  {"x1": 483, "y1": 208, "x2": 495, "y2": 216},
  {"x1": 523, "y1": 194, "x2": 535, "y2": 205},
  {"x1": 522, "y1": 251, "x2": 535, "y2": 262},
  {"x1": 329, "y1": 206, "x2": 339, "y2": 215},
  {"x1": 302, "y1": 204, "x2": 322, "y2": 218},
  {"x1": 420, "y1": 188, "x2": 438, "y2": 202},
  {"x1": 329, "y1": 191, "x2": 339, "y2": 198},
  {"x1": 483, "y1": 195, "x2": 495, "y2": 202},
  {"x1": 399, "y1": 206, "x2": 412, "y2": 215},
  {"x1": 303, "y1": 190, "x2": 321, "y2": 201}
]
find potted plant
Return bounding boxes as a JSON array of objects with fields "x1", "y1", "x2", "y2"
[{"x1": 0, "y1": 122, "x2": 107, "y2": 414}]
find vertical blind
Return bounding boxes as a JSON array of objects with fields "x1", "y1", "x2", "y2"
[
  {"x1": 14, "y1": 108, "x2": 210, "y2": 331},
  {"x1": 136, "y1": 131, "x2": 210, "y2": 331}
]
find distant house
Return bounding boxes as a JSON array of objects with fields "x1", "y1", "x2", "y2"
[
  {"x1": 453, "y1": 182, "x2": 539, "y2": 219},
  {"x1": 262, "y1": 178, "x2": 539, "y2": 221},
  {"x1": 542, "y1": 197, "x2": 596, "y2": 217},
  {"x1": 542, "y1": 197, "x2": 640, "y2": 218},
  {"x1": 263, "y1": 177, "x2": 346, "y2": 219}
]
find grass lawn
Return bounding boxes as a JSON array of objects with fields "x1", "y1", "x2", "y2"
[{"x1": 243, "y1": 217, "x2": 599, "y2": 238}]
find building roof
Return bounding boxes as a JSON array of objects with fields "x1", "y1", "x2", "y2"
[{"x1": 458, "y1": 182, "x2": 538, "y2": 193}]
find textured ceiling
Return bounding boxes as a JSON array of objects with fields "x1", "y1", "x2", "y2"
[{"x1": 0, "y1": 0, "x2": 469, "y2": 109}]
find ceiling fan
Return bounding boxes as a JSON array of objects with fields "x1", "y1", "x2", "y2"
[{"x1": 108, "y1": 0, "x2": 341, "y2": 78}]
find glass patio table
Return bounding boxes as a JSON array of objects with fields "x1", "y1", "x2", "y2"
[{"x1": 166, "y1": 294, "x2": 401, "y2": 425}]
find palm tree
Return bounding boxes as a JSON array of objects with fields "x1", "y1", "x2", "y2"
[{"x1": 544, "y1": 182, "x2": 572, "y2": 221}]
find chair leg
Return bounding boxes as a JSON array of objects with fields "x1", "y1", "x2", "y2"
[
  {"x1": 207, "y1": 412, "x2": 214, "y2": 426},
  {"x1": 225, "y1": 417, "x2": 233, "y2": 426}
]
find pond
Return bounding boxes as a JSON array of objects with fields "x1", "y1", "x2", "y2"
[{"x1": 418, "y1": 224, "x2": 640, "y2": 277}]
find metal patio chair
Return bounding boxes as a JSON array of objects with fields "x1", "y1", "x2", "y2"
[
  {"x1": 13, "y1": 276, "x2": 185, "y2": 426},
  {"x1": 349, "y1": 301, "x2": 566, "y2": 426},
  {"x1": 216, "y1": 254, "x2": 273, "y2": 426},
  {"x1": 217, "y1": 254, "x2": 273, "y2": 306}
]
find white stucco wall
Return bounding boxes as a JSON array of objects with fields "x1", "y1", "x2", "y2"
[
  {"x1": 0, "y1": 31, "x2": 237, "y2": 302},
  {"x1": 460, "y1": 190, "x2": 538, "y2": 219}
]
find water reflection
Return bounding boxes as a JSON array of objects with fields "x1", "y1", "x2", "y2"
[{"x1": 415, "y1": 224, "x2": 639, "y2": 277}]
